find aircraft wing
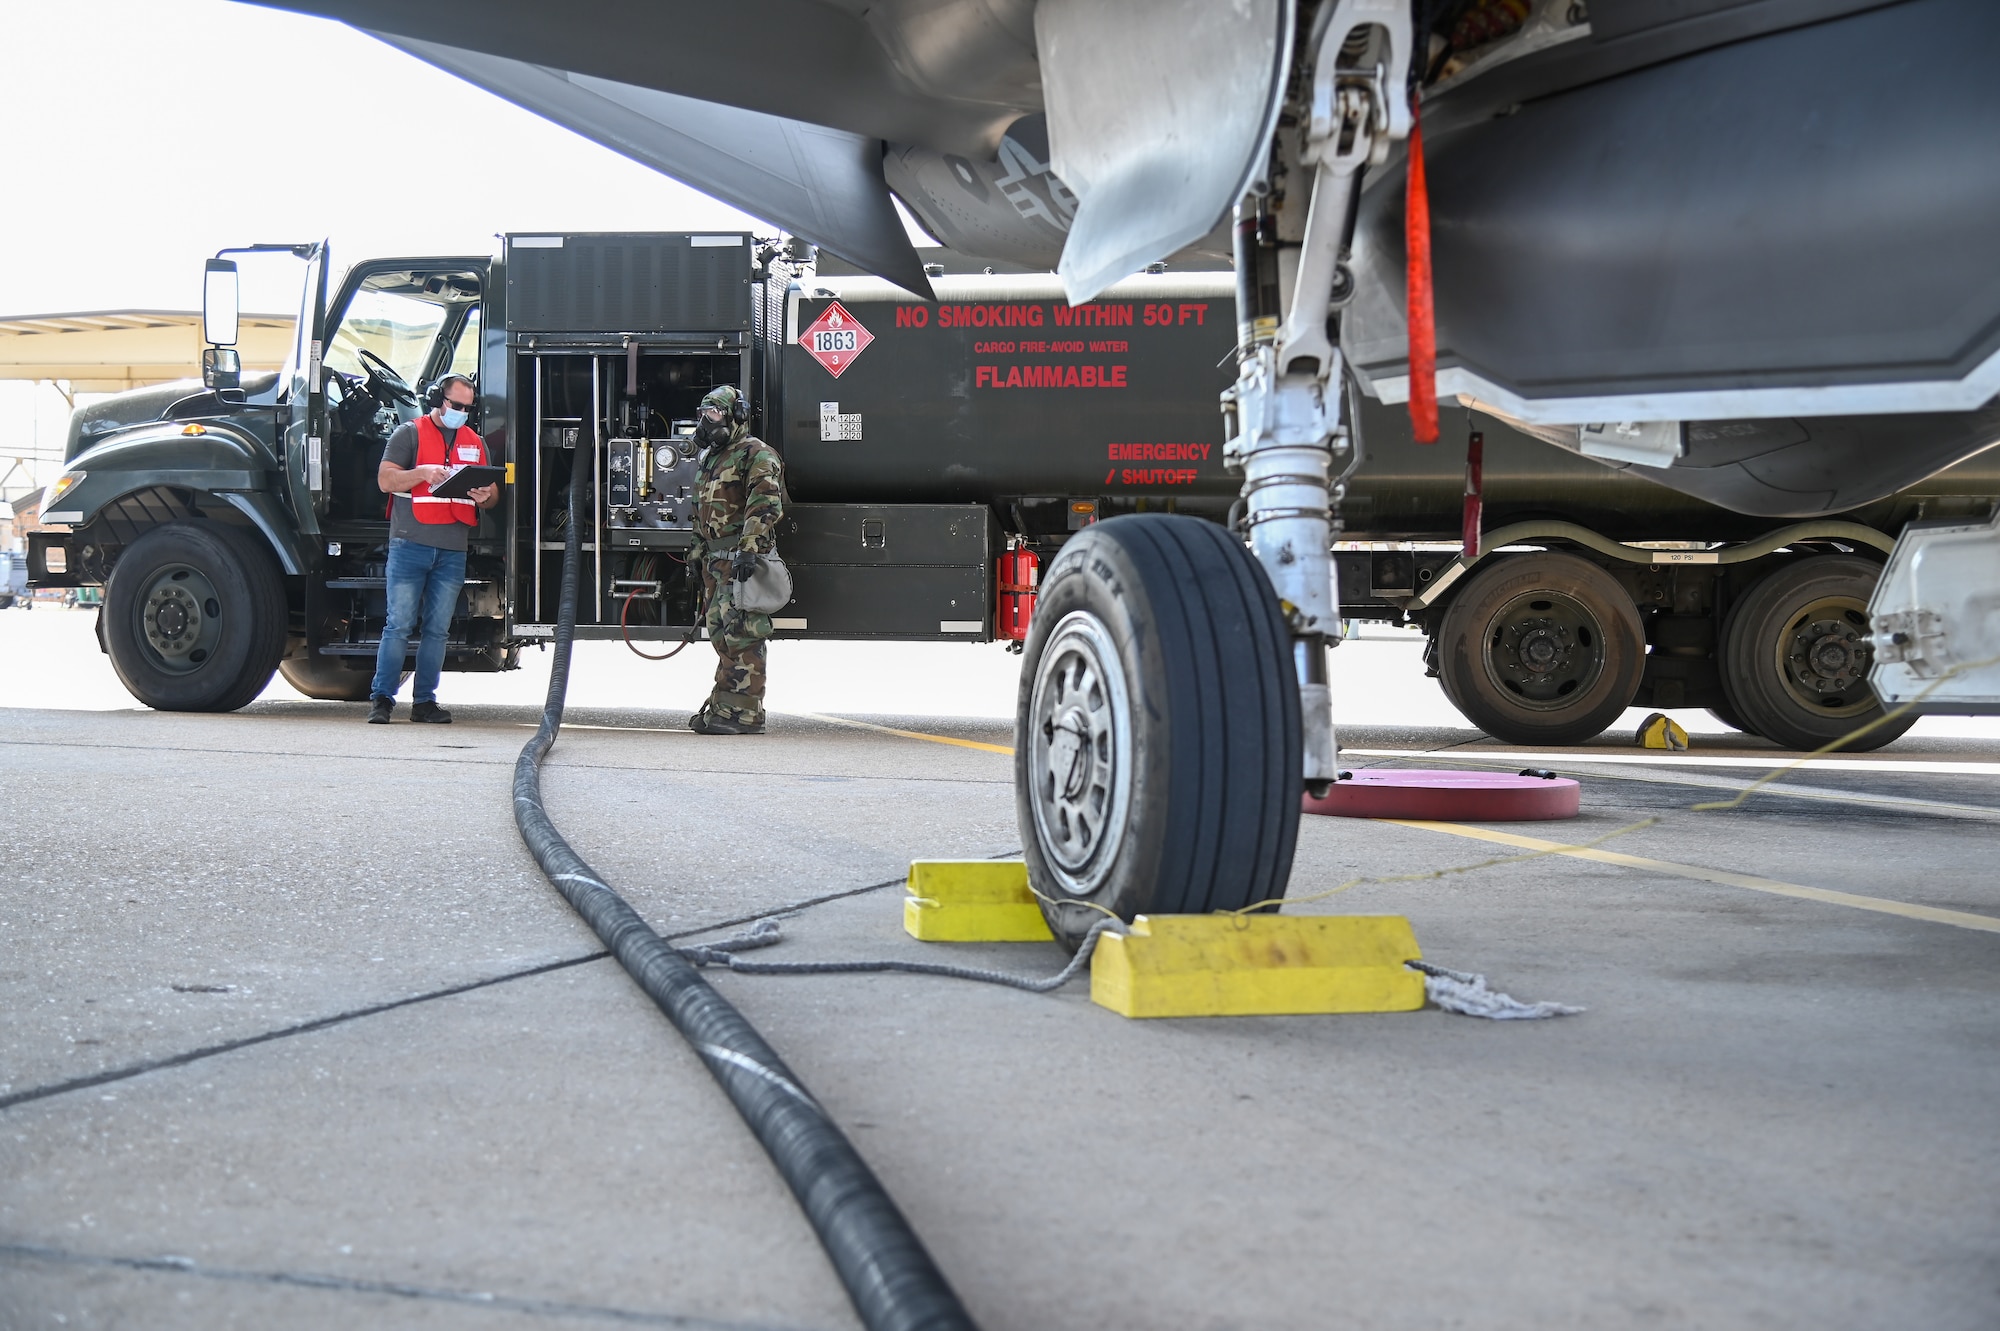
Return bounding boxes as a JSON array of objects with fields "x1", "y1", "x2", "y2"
[
  {"x1": 255, "y1": 0, "x2": 1040, "y2": 157},
  {"x1": 251, "y1": 0, "x2": 2000, "y2": 517},
  {"x1": 251, "y1": 0, "x2": 1253, "y2": 304},
  {"x1": 377, "y1": 35, "x2": 936, "y2": 299}
]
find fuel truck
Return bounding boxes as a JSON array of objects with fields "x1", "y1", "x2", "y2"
[{"x1": 29, "y1": 232, "x2": 1997, "y2": 755}]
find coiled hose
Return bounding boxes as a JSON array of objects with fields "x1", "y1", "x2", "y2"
[{"x1": 513, "y1": 474, "x2": 976, "y2": 1331}]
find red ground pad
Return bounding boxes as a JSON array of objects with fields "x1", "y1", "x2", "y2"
[{"x1": 1303, "y1": 768, "x2": 1581, "y2": 821}]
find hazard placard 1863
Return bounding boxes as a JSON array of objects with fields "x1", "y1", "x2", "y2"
[{"x1": 800, "y1": 301, "x2": 874, "y2": 378}]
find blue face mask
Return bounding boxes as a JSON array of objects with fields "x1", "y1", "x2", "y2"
[{"x1": 440, "y1": 406, "x2": 470, "y2": 429}]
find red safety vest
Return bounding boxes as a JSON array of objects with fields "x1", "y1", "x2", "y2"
[{"x1": 409, "y1": 414, "x2": 487, "y2": 526}]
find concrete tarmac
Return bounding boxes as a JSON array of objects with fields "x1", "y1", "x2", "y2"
[{"x1": 2, "y1": 613, "x2": 1997, "y2": 1330}]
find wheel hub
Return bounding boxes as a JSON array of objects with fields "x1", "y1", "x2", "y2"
[
  {"x1": 153, "y1": 595, "x2": 192, "y2": 643},
  {"x1": 138, "y1": 565, "x2": 223, "y2": 673},
  {"x1": 1515, "y1": 622, "x2": 1571, "y2": 674},
  {"x1": 1048, "y1": 705, "x2": 1097, "y2": 801},
  {"x1": 1485, "y1": 594, "x2": 1603, "y2": 708},
  {"x1": 1027, "y1": 612, "x2": 1133, "y2": 895},
  {"x1": 1781, "y1": 599, "x2": 1873, "y2": 710}
]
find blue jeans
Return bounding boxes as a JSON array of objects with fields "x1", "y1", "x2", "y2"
[{"x1": 371, "y1": 539, "x2": 465, "y2": 703}]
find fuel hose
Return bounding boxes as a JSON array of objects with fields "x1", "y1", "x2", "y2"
[{"x1": 512, "y1": 473, "x2": 976, "y2": 1331}]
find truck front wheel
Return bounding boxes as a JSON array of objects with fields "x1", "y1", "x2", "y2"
[
  {"x1": 1434, "y1": 551, "x2": 1645, "y2": 746},
  {"x1": 104, "y1": 522, "x2": 287, "y2": 712},
  {"x1": 1016, "y1": 515, "x2": 1301, "y2": 951}
]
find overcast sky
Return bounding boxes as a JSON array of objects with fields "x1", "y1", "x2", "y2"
[{"x1": 0, "y1": 0, "x2": 767, "y2": 318}]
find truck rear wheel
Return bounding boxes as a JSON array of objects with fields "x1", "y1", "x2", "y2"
[
  {"x1": 1016, "y1": 515, "x2": 1301, "y2": 951},
  {"x1": 1435, "y1": 551, "x2": 1645, "y2": 746},
  {"x1": 1718, "y1": 554, "x2": 1913, "y2": 752},
  {"x1": 104, "y1": 522, "x2": 287, "y2": 712}
]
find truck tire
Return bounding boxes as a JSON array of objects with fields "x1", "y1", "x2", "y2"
[
  {"x1": 1435, "y1": 551, "x2": 1645, "y2": 746},
  {"x1": 1016, "y1": 515, "x2": 1301, "y2": 952},
  {"x1": 1718, "y1": 554, "x2": 1913, "y2": 752},
  {"x1": 104, "y1": 522, "x2": 287, "y2": 712},
  {"x1": 279, "y1": 655, "x2": 406, "y2": 702}
]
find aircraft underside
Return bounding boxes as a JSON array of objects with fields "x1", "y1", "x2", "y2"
[
  {"x1": 250, "y1": 0, "x2": 2000, "y2": 518},
  {"x1": 246, "y1": 0, "x2": 2000, "y2": 785}
]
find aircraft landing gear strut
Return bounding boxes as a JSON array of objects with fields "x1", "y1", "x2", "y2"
[{"x1": 1224, "y1": 0, "x2": 1414, "y2": 791}]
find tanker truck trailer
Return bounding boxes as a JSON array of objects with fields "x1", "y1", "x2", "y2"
[
  {"x1": 788, "y1": 265, "x2": 2000, "y2": 752},
  {"x1": 31, "y1": 236, "x2": 1996, "y2": 756}
]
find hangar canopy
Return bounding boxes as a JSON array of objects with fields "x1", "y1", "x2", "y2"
[{"x1": 0, "y1": 310, "x2": 295, "y2": 393}]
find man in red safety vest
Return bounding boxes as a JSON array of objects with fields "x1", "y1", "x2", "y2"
[{"x1": 368, "y1": 372, "x2": 499, "y2": 723}]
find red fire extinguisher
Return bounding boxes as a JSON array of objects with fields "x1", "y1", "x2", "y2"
[{"x1": 997, "y1": 538, "x2": 1039, "y2": 642}]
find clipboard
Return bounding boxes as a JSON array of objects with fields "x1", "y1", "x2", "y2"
[{"x1": 427, "y1": 464, "x2": 506, "y2": 499}]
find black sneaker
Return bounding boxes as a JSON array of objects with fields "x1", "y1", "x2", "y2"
[
  {"x1": 410, "y1": 701, "x2": 453, "y2": 724},
  {"x1": 689, "y1": 708, "x2": 764, "y2": 735},
  {"x1": 367, "y1": 696, "x2": 394, "y2": 724}
]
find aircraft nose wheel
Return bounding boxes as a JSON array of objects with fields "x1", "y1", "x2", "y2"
[{"x1": 1014, "y1": 515, "x2": 1301, "y2": 952}]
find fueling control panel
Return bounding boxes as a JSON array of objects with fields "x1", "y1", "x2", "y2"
[{"x1": 606, "y1": 422, "x2": 701, "y2": 547}]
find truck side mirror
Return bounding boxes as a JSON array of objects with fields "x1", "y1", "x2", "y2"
[
  {"x1": 202, "y1": 346, "x2": 241, "y2": 391},
  {"x1": 203, "y1": 258, "x2": 240, "y2": 347}
]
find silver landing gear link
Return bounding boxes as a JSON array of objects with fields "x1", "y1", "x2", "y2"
[{"x1": 1223, "y1": 0, "x2": 1413, "y2": 792}]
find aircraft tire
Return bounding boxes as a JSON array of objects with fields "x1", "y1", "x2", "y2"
[
  {"x1": 104, "y1": 521, "x2": 286, "y2": 712},
  {"x1": 1015, "y1": 515, "x2": 1300, "y2": 952},
  {"x1": 1717, "y1": 554, "x2": 1913, "y2": 752},
  {"x1": 1435, "y1": 551, "x2": 1645, "y2": 746}
]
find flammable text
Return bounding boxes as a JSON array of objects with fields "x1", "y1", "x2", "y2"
[{"x1": 976, "y1": 364, "x2": 1129, "y2": 389}]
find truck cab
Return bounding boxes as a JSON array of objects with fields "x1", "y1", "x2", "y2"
[
  {"x1": 31, "y1": 243, "x2": 512, "y2": 706},
  {"x1": 26, "y1": 231, "x2": 1002, "y2": 711}
]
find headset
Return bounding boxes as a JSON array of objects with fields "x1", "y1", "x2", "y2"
[
  {"x1": 714, "y1": 384, "x2": 750, "y2": 423},
  {"x1": 424, "y1": 372, "x2": 478, "y2": 412}
]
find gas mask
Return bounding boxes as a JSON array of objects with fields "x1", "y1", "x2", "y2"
[{"x1": 695, "y1": 406, "x2": 733, "y2": 447}]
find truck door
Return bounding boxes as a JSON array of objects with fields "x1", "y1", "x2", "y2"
[{"x1": 284, "y1": 241, "x2": 331, "y2": 536}]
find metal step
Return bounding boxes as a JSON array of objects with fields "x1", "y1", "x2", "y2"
[
  {"x1": 317, "y1": 641, "x2": 475, "y2": 657},
  {"x1": 324, "y1": 578, "x2": 495, "y2": 590}
]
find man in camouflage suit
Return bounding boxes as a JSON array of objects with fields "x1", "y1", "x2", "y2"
[{"x1": 689, "y1": 385, "x2": 785, "y2": 735}]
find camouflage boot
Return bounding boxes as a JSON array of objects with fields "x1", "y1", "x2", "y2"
[{"x1": 690, "y1": 694, "x2": 765, "y2": 735}]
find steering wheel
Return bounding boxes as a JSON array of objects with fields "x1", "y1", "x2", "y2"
[{"x1": 355, "y1": 348, "x2": 417, "y2": 406}]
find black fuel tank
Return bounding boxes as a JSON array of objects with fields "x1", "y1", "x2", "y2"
[
  {"x1": 778, "y1": 273, "x2": 1238, "y2": 505},
  {"x1": 777, "y1": 271, "x2": 2000, "y2": 538}
]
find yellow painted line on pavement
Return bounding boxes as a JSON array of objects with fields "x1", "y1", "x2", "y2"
[
  {"x1": 1385, "y1": 819, "x2": 2000, "y2": 935},
  {"x1": 790, "y1": 711, "x2": 1015, "y2": 756}
]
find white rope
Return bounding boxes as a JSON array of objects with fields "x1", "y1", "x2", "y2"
[{"x1": 1407, "y1": 960, "x2": 1584, "y2": 1020}]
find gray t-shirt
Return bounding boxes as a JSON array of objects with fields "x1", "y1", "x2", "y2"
[{"x1": 382, "y1": 421, "x2": 474, "y2": 551}]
